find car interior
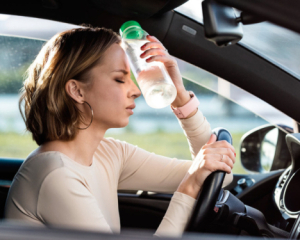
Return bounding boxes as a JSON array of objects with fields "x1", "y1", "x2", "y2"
[{"x1": 1, "y1": 0, "x2": 300, "y2": 239}]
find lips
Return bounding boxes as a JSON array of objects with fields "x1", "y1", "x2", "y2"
[
  {"x1": 126, "y1": 103, "x2": 135, "y2": 115},
  {"x1": 126, "y1": 103, "x2": 136, "y2": 110}
]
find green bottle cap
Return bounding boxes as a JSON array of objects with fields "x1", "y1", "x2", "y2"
[{"x1": 119, "y1": 20, "x2": 143, "y2": 39}]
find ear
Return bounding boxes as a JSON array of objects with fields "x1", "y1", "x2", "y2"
[{"x1": 65, "y1": 79, "x2": 84, "y2": 104}]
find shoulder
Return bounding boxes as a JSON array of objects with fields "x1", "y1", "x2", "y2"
[
  {"x1": 16, "y1": 152, "x2": 80, "y2": 189},
  {"x1": 100, "y1": 137, "x2": 127, "y2": 147},
  {"x1": 6, "y1": 152, "x2": 75, "y2": 217},
  {"x1": 99, "y1": 137, "x2": 137, "y2": 154},
  {"x1": 17, "y1": 151, "x2": 65, "y2": 182},
  {"x1": 34, "y1": 155, "x2": 87, "y2": 198},
  {"x1": 24, "y1": 151, "x2": 64, "y2": 167},
  {"x1": 95, "y1": 137, "x2": 140, "y2": 169},
  {"x1": 39, "y1": 166, "x2": 84, "y2": 192}
]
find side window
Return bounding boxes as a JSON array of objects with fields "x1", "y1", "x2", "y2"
[
  {"x1": 0, "y1": 14, "x2": 78, "y2": 158},
  {"x1": 176, "y1": 58, "x2": 293, "y2": 174},
  {"x1": 0, "y1": 36, "x2": 43, "y2": 157}
]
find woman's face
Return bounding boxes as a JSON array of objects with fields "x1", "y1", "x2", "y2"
[{"x1": 84, "y1": 43, "x2": 141, "y2": 129}]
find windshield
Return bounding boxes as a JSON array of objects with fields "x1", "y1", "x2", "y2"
[{"x1": 176, "y1": 0, "x2": 300, "y2": 80}]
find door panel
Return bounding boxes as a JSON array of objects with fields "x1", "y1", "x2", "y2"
[{"x1": 118, "y1": 193, "x2": 171, "y2": 231}]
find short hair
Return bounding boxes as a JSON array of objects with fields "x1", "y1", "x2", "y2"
[{"x1": 19, "y1": 26, "x2": 121, "y2": 145}]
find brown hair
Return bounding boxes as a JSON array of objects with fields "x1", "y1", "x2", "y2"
[{"x1": 19, "y1": 26, "x2": 121, "y2": 145}]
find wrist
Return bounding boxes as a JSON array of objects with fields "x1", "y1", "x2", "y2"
[
  {"x1": 171, "y1": 89, "x2": 190, "y2": 108},
  {"x1": 185, "y1": 108, "x2": 198, "y2": 119},
  {"x1": 176, "y1": 181, "x2": 201, "y2": 200},
  {"x1": 171, "y1": 91, "x2": 200, "y2": 119}
]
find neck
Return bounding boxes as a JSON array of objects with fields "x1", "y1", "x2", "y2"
[
  {"x1": 39, "y1": 123, "x2": 107, "y2": 167},
  {"x1": 67, "y1": 123, "x2": 107, "y2": 166}
]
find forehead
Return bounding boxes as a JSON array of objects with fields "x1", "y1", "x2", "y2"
[{"x1": 100, "y1": 43, "x2": 130, "y2": 71}]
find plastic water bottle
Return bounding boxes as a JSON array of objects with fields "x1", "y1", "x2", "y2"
[{"x1": 119, "y1": 21, "x2": 177, "y2": 109}]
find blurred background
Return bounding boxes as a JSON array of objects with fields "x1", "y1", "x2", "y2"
[{"x1": 0, "y1": 0, "x2": 298, "y2": 174}]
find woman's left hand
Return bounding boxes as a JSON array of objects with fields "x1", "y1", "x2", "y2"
[{"x1": 140, "y1": 35, "x2": 191, "y2": 108}]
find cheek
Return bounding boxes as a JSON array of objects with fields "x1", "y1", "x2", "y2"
[
  {"x1": 90, "y1": 84, "x2": 125, "y2": 116},
  {"x1": 98, "y1": 87, "x2": 124, "y2": 104}
]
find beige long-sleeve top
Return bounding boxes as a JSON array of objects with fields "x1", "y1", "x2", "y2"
[{"x1": 4, "y1": 110, "x2": 232, "y2": 237}]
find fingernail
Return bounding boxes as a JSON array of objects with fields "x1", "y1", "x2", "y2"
[
  {"x1": 234, "y1": 153, "x2": 236, "y2": 157},
  {"x1": 146, "y1": 57, "x2": 152, "y2": 62}
]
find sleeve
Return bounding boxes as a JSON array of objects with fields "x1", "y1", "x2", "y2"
[
  {"x1": 118, "y1": 109, "x2": 232, "y2": 192},
  {"x1": 177, "y1": 110, "x2": 212, "y2": 160},
  {"x1": 154, "y1": 192, "x2": 196, "y2": 238},
  {"x1": 178, "y1": 109, "x2": 233, "y2": 186},
  {"x1": 37, "y1": 167, "x2": 112, "y2": 233},
  {"x1": 117, "y1": 109, "x2": 232, "y2": 237}
]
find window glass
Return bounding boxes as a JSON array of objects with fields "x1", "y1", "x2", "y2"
[
  {"x1": 176, "y1": 58, "x2": 292, "y2": 174},
  {"x1": 0, "y1": 36, "x2": 43, "y2": 157},
  {"x1": 0, "y1": 14, "x2": 77, "y2": 158},
  {"x1": 175, "y1": 0, "x2": 300, "y2": 79}
]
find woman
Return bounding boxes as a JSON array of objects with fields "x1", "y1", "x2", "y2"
[{"x1": 4, "y1": 26, "x2": 236, "y2": 237}]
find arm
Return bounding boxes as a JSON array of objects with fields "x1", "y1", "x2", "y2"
[
  {"x1": 37, "y1": 168, "x2": 112, "y2": 233},
  {"x1": 154, "y1": 192, "x2": 196, "y2": 237},
  {"x1": 117, "y1": 109, "x2": 212, "y2": 193},
  {"x1": 118, "y1": 109, "x2": 232, "y2": 192},
  {"x1": 137, "y1": 36, "x2": 233, "y2": 236}
]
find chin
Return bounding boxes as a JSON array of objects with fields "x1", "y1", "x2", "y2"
[
  {"x1": 113, "y1": 119, "x2": 130, "y2": 128},
  {"x1": 100, "y1": 116, "x2": 130, "y2": 129},
  {"x1": 120, "y1": 120, "x2": 130, "y2": 128}
]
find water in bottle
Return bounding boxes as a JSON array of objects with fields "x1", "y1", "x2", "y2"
[{"x1": 120, "y1": 21, "x2": 177, "y2": 109}]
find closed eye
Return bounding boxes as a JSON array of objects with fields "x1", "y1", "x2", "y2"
[{"x1": 115, "y1": 79, "x2": 125, "y2": 83}]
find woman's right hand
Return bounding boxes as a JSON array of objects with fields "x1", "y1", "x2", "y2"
[{"x1": 176, "y1": 134, "x2": 236, "y2": 199}]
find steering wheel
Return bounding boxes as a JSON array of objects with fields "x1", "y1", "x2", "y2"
[{"x1": 185, "y1": 128, "x2": 232, "y2": 233}]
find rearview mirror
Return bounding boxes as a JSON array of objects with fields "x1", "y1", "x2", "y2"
[
  {"x1": 240, "y1": 124, "x2": 291, "y2": 173},
  {"x1": 202, "y1": 0, "x2": 243, "y2": 47}
]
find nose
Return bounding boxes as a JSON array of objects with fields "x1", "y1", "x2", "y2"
[{"x1": 129, "y1": 79, "x2": 141, "y2": 99}]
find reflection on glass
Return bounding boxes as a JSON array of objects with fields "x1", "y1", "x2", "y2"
[{"x1": 260, "y1": 128, "x2": 279, "y2": 172}]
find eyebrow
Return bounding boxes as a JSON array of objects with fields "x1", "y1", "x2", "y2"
[{"x1": 111, "y1": 69, "x2": 129, "y2": 75}]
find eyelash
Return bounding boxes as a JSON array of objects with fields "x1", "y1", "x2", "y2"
[{"x1": 115, "y1": 79, "x2": 125, "y2": 83}]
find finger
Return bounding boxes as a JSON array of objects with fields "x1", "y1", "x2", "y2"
[
  {"x1": 140, "y1": 48, "x2": 167, "y2": 59},
  {"x1": 202, "y1": 147, "x2": 235, "y2": 164},
  {"x1": 216, "y1": 161, "x2": 232, "y2": 174},
  {"x1": 206, "y1": 134, "x2": 216, "y2": 145},
  {"x1": 203, "y1": 140, "x2": 236, "y2": 154},
  {"x1": 141, "y1": 41, "x2": 165, "y2": 51},
  {"x1": 146, "y1": 35, "x2": 161, "y2": 43},
  {"x1": 202, "y1": 159, "x2": 231, "y2": 174},
  {"x1": 219, "y1": 154, "x2": 234, "y2": 169},
  {"x1": 146, "y1": 55, "x2": 176, "y2": 65},
  {"x1": 203, "y1": 153, "x2": 234, "y2": 169}
]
